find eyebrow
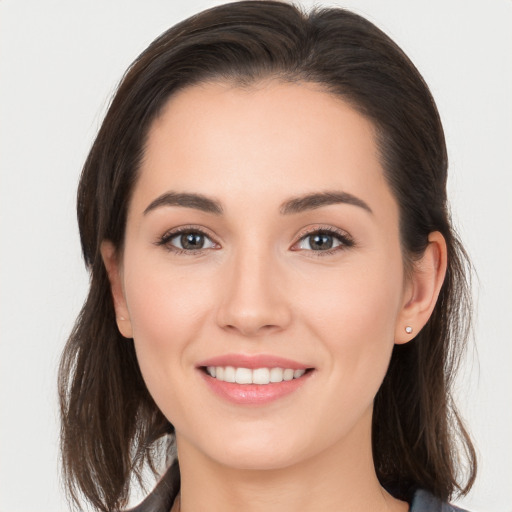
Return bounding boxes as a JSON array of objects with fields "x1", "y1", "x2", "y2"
[
  {"x1": 143, "y1": 192, "x2": 223, "y2": 215},
  {"x1": 280, "y1": 191, "x2": 373, "y2": 215},
  {"x1": 143, "y1": 190, "x2": 372, "y2": 216}
]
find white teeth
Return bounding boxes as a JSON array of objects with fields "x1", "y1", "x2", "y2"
[
  {"x1": 269, "y1": 368, "x2": 283, "y2": 382},
  {"x1": 235, "y1": 367, "x2": 252, "y2": 384},
  {"x1": 283, "y1": 369, "x2": 294, "y2": 381},
  {"x1": 252, "y1": 368, "x2": 270, "y2": 384},
  {"x1": 224, "y1": 366, "x2": 236, "y2": 383},
  {"x1": 206, "y1": 366, "x2": 308, "y2": 384}
]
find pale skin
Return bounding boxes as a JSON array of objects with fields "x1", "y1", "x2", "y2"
[{"x1": 102, "y1": 81, "x2": 447, "y2": 512}]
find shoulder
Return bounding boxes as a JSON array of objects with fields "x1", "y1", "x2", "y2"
[
  {"x1": 125, "y1": 463, "x2": 180, "y2": 512},
  {"x1": 410, "y1": 489, "x2": 471, "y2": 512}
]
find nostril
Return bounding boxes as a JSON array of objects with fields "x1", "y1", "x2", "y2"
[{"x1": 220, "y1": 322, "x2": 283, "y2": 337}]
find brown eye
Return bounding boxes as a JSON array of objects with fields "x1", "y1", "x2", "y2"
[
  {"x1": 179, "y1": 232, "x2": 206, "y2": 250},
  {"x1": 161, "y1": 230, "x2": 217, "y2": 252},
  {"x1": 307, "y1": 233, "x2": 335, "y2": 250},
  {"x1": 297, "y1": 231, "x2": 348, "y2": 251}
]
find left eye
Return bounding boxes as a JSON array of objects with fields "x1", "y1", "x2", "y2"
[
  {"x1": 166, "y1": 231, "x2": 217, "y2": 251},
  {"x1": 296, "y1": 231, "x2": 349, "y2": 251}
]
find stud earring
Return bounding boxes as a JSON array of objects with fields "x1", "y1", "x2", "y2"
[{"x1": 405, "y1": 326, "x2": 413, "y2": 334}]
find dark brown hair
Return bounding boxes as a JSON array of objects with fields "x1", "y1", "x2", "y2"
[{"x1": 59, "y1": 2, "x2": 477, "y2": 510}]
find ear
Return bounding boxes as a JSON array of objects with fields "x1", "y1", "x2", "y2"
[
  {"x1": 395, "y1": 231, "x2": 447, "y2": 344},
  {"x1": 100, "y1": 240, "x2": 133, "y2": 339}
]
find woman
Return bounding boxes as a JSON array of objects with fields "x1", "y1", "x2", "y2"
[{"x1": 58, "y1": 2, "x2": 477, "y2": 511}]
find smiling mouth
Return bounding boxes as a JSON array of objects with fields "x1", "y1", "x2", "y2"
[{"x1": 203, "y1": 366, "x2": 311, "y2": 385}]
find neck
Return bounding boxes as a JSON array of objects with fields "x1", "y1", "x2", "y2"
[{"x1": 174, "y1": 408, "x2": 408, "y2": 512}]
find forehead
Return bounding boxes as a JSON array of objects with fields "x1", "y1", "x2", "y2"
[{"x1": 133, "y1": 80, "x2": 395, "y2": 218}]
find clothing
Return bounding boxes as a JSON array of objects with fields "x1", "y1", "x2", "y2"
[
  {"x1": 127, "y1": 472, "x2": 471, "y2": 512},
  {"x1": 410, "y1": 489, "x2": 469, "y2": 512}
]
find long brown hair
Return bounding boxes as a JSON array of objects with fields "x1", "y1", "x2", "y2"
[{"x1": 59, "y1": 2, "x2": 477, "y2": 510}]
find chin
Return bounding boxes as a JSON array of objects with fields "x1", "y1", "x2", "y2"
[
  {"x1": 212, "y1": 445, "x2": 303, "y2": 472},
  {"x1": 179, "y1": 424, "x2": 309, "y2": 472}
]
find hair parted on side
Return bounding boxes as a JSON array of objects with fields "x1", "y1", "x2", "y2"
[{"x1": 58, "y1": 2, "x2": 477, "y2": 511}]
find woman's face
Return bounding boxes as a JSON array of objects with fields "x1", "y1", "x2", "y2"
[{"x1": 106, "y1": 81, "x2": 417, "y2": 471}]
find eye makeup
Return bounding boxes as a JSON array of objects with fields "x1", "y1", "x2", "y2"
[
  {"x1": 155, "y1": 225, "x2": 220, "y2": 255},
  {"x1": 291, "y1": 225, "x2": 355, "y2": 257},
  {"x1": 154, "y1": 222, "x2": 355, "y2": 258}
]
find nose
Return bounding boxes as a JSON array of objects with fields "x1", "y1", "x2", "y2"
[{"x1": 215, "y1": 246, "x2": 292, "y2": 337}]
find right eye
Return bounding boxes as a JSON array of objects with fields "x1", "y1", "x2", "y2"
[{"x1": 157, "y1": 228, "x2": 218, "y2": 254}]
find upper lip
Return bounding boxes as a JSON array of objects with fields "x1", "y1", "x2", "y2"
[{"x1": 197, "y1": 353, "x2": 311, "y2": 370}]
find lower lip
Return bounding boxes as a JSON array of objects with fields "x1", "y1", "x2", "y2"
[{"x1": 199, "y1": 370, "x2": 313, "y2": 405}]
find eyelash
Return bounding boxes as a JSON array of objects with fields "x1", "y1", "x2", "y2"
[
  {"x1": 155, "y1": 225, "x2": 355, "y2": 256},
  {"x1": 292, "y1": 226, "x2": 355, "y2": 257},
  {"x1": 155, "y1": 225, "x2": 218, "y2": 255}
]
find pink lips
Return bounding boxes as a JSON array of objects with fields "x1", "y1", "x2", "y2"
[
  {"x1": 197, "y1": 353, "x2": 313, "y2": 405},
  {"x1": 197, "y1": 353, "x2": 309, "y2": 370}
]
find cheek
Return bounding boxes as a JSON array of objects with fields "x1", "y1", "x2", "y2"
[
  {"x1": 124, "y1": 248, "x2": 217, "y2": 339},
  {"x1": 121, "y1": 253, "x2": 217, "y2": 403},
  {"x1": 297, "y1": 254, "x2": 404, "y2": 385},
  {"x1": 301, "y1": 255, "x2": 402, "y2": 331},
  {"x1": 288, "y1": 259, "x2": 404, "y2": 446}
]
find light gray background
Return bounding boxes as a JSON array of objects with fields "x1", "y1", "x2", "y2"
[{"x1": 1, "y1": 1, "x2": 511, "y2": 511}]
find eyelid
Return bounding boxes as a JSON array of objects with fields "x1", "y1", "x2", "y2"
[
  {"x1": 154, "y1": 223, "x2": 354, "y2": 256},
  {"x1": 155, "y1": 225, "x2": 221, "y2": 253},
  {"x1": 290, "y1": 225, "x2": 355, "y2": 254}
]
